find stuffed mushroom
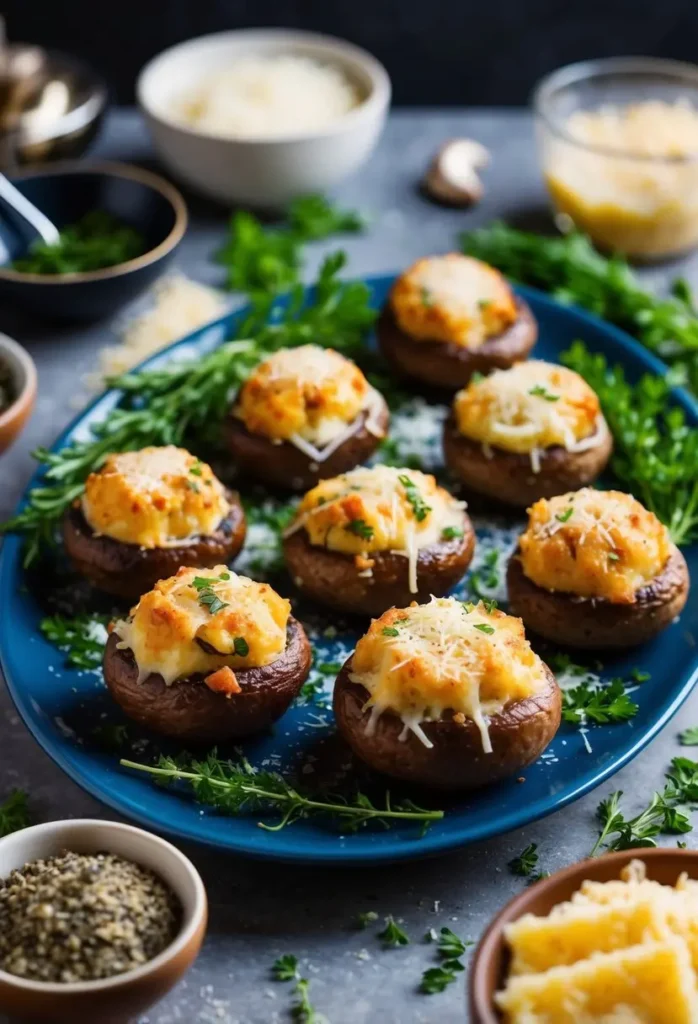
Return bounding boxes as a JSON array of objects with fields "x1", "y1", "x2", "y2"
[
  {"x1": 333, "y1": 596, "x2": 561, "y2": 790},
  {"x1": 443, "y1": 360, "x2": 612, "y2": 506},
  {"x1": 283, "y1": 465, "x2": 475, "y2": 617},
  {"x1": 377, "y1": 253, "x2": 537, "y2": 390},
  {"x1": 507, "y1": 488, "x2": 690, "y2": 648},
  {"x1": 64, "y1": 446, "x2": 246, "y2": 600},
  {"x1": 103, "y1": 566, "x2": 312, "y2": 741},
  {"x1": 223, "y1": 344, "x2": 389, "y2": 491}
]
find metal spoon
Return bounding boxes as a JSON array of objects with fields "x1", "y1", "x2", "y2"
[{"x1": 0, "y1": 170, "x2": 59, "y2": 245}]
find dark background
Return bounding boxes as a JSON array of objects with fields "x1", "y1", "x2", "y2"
[{"x1": 5, "y1": 0, "x2": 698, "y2": 105}]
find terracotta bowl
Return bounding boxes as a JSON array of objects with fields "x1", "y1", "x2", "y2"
[
  {"x1": 0, "y1": 333, "x2": 37, "y2": 454},
  {"x1": 468, "y1": 846, "x2": 698, "y2": 1023},
  {"x1": 0, "y1": 819, "x2": 207, "y2": 1024}
]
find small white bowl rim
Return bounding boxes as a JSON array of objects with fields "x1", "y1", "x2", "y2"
[
  {"x1": 533, "y1": 54, "x2": 698, "y2": 164},
  {"x1": 137, "y1": 27, "x2": 391, "y2": 145},
  {"x1": 0, "y1": 333, "x2": 36, "y2": 431},
  {"x1": 0, "y1": 819, "x2": 207, "y2": 995}
]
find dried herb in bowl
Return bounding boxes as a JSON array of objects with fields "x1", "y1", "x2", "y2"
[
  {"x1": 0, "y1": 850, "x2": 180, "y2": 982},
  {"x1": 11, "y1": 211, "x2": 146, "y2": 276}
]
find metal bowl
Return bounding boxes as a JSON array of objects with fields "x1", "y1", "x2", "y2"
[{"x1": 0, "y1": 44, "x2": 107, "y2": 171}]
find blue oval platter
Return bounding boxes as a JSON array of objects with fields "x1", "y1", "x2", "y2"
[{"x1": 1, "y1": 275, "x2": 697, "y2": 864}]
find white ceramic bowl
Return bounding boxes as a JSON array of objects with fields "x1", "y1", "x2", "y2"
[
  {"x1": 0, "y1": 819, "x2": 207, "y2": 1024},
  {"x1": 137, "y1": 28, "x2": 391, "y2": 207}
]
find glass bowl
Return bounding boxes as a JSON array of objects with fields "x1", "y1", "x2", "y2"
[{"x1": 533, "y1": 56, "x2": 698, "y2": 260}]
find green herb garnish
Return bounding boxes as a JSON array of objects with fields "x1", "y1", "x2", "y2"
[
  {"x1": 0, "y1": 790, "x2": 30, "y2": 837},
  {"x1": 398, "y1": 474, "x2": 431, "y2": 522},
  {"x1": 562, "y1": 678, "x2": 638, "y2": 725},
  {"x1": 528, "y1": 385, "x2": 559, "y2": 402},
  {"x1": 562, "y1": 341, "x2": 698, "y2": 545},
  {"x1": 441, "y1": 526, "x2": 463, "y2": 540},
  {"x1": 377, "y1": 915, "x2": 410, "y2": 948},
  {"x1": 436, "y1": 927, "x2": 472, "y2": 960},
  {"x1": 40, "y1": 613, "x2": 108, "y2": 670},
  {"x1": 382, "y1": 627, "x2": 400, "y2": 637},
  {"x1": 420, "y1": 960, "x2": 465, "y2": 994},
  {"x1": 12, "y1": 211, "x2": 144, "y2": 275},
  {"x1": 421, "y1": 287, "x2": 433, "y2": 307},
  {"x1": 555, "y1": 507, "x2": 574, "y2": 523},
  {"x1": 121, "y1": 753, "x2": 444, "y2": 834},
  {"x1": 233, "y1": 637, "x2": 249, "y2": 657},
  {"x1": 680, "y1": 727, "x2": 698, "y2": 746},
  {"x1": 272, "y1": 954, "x2": 299, "y2": 981},
  {"x1": 356, "y1": 910, "x2": 379, "y2": 929},
  {"x1": 473, "y1": 623, "x2": 495, "y2": 635},
  {"x1": 509, "y1": 843, "x2": 539, "y2": 877},
  {"x1": 469, "y1": 549, "x2": 500, "y2": 599},
  {"x1": 345, "y1": 518, "x2": 374, "y2": 540}
]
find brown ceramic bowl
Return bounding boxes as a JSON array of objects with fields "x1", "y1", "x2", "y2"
[
  {"x1": 468, "y1": 846, "x2": 698, "y2": 1023},
  {"x1": 0, "y1": 333, "x2": 37, "y2": 454},
  {"x1": 0, "y1": 819, "x2": 207, "y2": 1024}
]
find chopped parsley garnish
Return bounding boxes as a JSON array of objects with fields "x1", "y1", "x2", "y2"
[
  {"x1": 441, "y1": 526, "x2": 463, "y2": 541},
  {"x1": 233, "y1": 637, "x2": 249, "y2": 657},
  {"x1": 377, "y1": 915, "x2": 410, "y2": 948},
  {"x1": 469, "y1": 549, "x2": 499, "y2": 599},
  {"x1": 191, "y1": 572, "x2": 231, "y2": 615},
  {"x1": 481, "y1": 597, "x2": 498, "y2": 614},
  {"x1": 12, "y1": 210, "x2": 144, "y2": 275},
  {"x1": 631, "y1": 668, "x2": 651, "y2": 683},
  {"x1": 562, "y1": 678, "x2": 638, "y2": 725},
  {"x1": 509, "y1": 843, "x2": 539, "y2": 877},
  {"x1": 555, "y1": 507, "x2": 574, "y2": 523},
  {"x1": 680, "y1": 726, "x2": 698, "y2": 746},
  {"x1": 470, "y1": 370, "x2": 485, "y2": 384},
  {"x1": 317, "y1": 661, "x2": 342, "y2": 675},
  {"x1": 399, "y1": 474, "x2": 431, "y2": 522},
  {"x1": 473, "y1": 623, "x2": 495, "y2": 635},
  {"x1": 186, "y1": 479, "x2": 200, "y2": 493},
  {"x1": 345, "y1": 518, "x2": 374, "y2": 540},
  {"x1": 608, "y1": 551, "x2": 620, "y2": 561},
  {"x1": 436, "y1": 927, "x2": 472, "y2": 960},
  {"x1": 477, "y1": 299, "x2": 491, "y2": 310},
  {"x1": 356, "y1": 910, "x2": 379, "y2": 929},
  {"x1": 189, "y1": 463, "x2": 203, "y2": 476},
  {"x1": 382, "y1": 626, "x2": 400, "y2": 637},
  {"x1": 421, "y1": 287, "x2": 433, "y2": 307},
  {"x1": 528, "y1": 384, "x2": 560, "y2": 401},
  {"x1": 191, "y1": 572, "x2": 230, "y2": 590}
]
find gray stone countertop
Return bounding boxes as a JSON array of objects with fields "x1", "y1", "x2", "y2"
[{"x1": 0, "y1": 108, "x2": 697, "y2": 1024}]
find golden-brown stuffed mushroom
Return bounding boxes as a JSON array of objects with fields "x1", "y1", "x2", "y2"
[
  {"x1": 63, "y1": 446, "x2": 246, "y2": 600},
  {"x1": 333, "y1": 597, "x2": 561, "y2": 789},
  {"x1": 507, "y1": 488, "x2": 690, "y2": 648},
  {"x1": 283, "y1": 465, "x2": 475, "y2": 616},
  {"x1": 377, "y1": 254, "x2": 537, "y2": 390},
  {"x1": 223, "y1": 345, "x2": 389, "y2": 491},
  {"x1": 103, "y1": 566, "x2": 311, "y2": 740},
  {"x1": 443, "y1": 360, "x2": 612, "y2": 506}
]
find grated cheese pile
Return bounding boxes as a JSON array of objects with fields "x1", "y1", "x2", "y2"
[
  {"x1": 83, "y1": 275, "x2": 226, "y2": 394},
  {"x1": 519, "y1": 488, "x2": 672, "y2": 604},
  {"x1": 390, "y1": 253, "x2": 517, "y2": 348},
  {"x1": 286, "y1": 465, "x2": 467, "y2": 594},
  {"x1": 235, "y1": 344, "x2": 385, "y2": 455},
  {"x1": 350, "y1": 596, "x2": 547, "y2": 751},
  {"x1": 497, "y1": 859, "x2": 698, "y2": 1023},
  {"x1": 114, "y1": 566, "x2": 290, "y2": 688},
  {"x1": 81, "y1": 446, "x2": 230, "y2": 549},
  {"x1": 172, "y1": 55, "x2": 360, "y2": 139},
  {"x1": 453, "y1": 360, "x2": 605, "y2": 471}
]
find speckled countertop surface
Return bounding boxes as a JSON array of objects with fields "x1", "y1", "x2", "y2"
[{"x1": 0, "y1": 108, "x2": 697, "y2": 1024}]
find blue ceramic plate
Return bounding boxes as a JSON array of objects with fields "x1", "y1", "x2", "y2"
[{"x1": 1, "y1": 277, "x2": 697, "y2": 864}]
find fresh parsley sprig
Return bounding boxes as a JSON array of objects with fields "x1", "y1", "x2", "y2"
[
  {"x1": 419, "y1": 927, "x2": 473, "y2": 994},
  {"x1": 562, "y1": 341, "x2": 698, "y2": 546},
  {"x1": 121, "y1": 752, "x2": 444, "y2": 834},
  {"x1": 0, "y1": 789, "x2": 30, "y2": 837},
  {"x1": 399, "y1": 474, "x2": 431, "y2": 522},
  {"x1": 562, "y1": 678, "x2": 638, "y2": 725},
  {"x1": 40, "y1": 613, "x2": 109, "y2": 670},
  {"x1": 508, "y1": 843, "x2": 539, "y2": 877},
  {"x1": 377, "y1": 915, "x2": 410, "y2": 948}
]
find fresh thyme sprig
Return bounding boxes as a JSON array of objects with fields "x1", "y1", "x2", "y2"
[
  {"x1": 461, "y1": 222, "x2": 698, "y2": 392},
  {"x1": 2, "y1": 253, "x2": 375, "y2": 565},
  {"x1": 562, "y1": 341, "x2": 698, "y2": 546},
  {"x1": 120, "y1": 753, "x2": 444, "y2": 834}
]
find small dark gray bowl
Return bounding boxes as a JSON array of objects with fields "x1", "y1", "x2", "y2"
[{"x1": 0, "y1": 161, "x2": 187, "y2": 322}]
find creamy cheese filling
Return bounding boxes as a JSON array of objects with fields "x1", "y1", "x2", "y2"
[
  {"x1": 519, "y1": 488, "x2": 672, "y2": 603},
  {"x1": 390, "y1": 253, "x2": 518, "y2": 348},
  {"x1": 285, "y1": 466, "x2": 467, "y2": 594},
  {"x1": 235, "y1": 345, "x2": 385, "y2": 455},
  {"x1": 82, "y1": 446, "x2": 230, "y2": 549},
  {"x1": 113, "y1": 566, "x2": 290, "y2": 686},
  {"x1": 453, "y1": 361, "x2": 604, "y2": 470},
  {"x1": 349, "y1": 597, "x2": 547, "y2": 752}
]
